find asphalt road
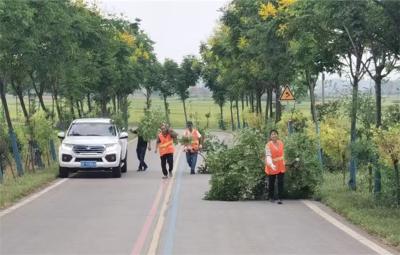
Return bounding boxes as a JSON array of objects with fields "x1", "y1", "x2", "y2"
[{"x1": 0, "y1": 132, "x2": 397, "y2": 255}]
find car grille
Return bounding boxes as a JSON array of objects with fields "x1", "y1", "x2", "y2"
[
  {"x1": 73, "y1": 145, "x2": 105, "y2": 154},
  {"x1": 75, "y1": 158, "x2": 103, "y2": 162}
]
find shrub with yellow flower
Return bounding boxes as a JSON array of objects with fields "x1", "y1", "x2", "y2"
[{"x1": 259, "y1": 2, "x2": 277, "y2": 20}]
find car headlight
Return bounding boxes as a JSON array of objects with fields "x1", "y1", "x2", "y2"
[
  {"x1": 61, "y1": 143, "x2": 74, "y2": 150},
  {"x1": 105, "y1": 143, "x2": 119, "y2": 151}
]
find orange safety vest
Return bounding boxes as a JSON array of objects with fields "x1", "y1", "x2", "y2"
[
  {"x1": 158, "y1": 133, "x2": 175, "y2": 156},
  {"x1": 184, "y1": 129, "x2": 200, "y2": 151},
  {"x1": 265, "y1": 140, "x2": 286, "y2": 175}
]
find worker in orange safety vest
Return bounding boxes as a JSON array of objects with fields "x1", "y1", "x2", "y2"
[
  {"x1": 183, "y1": 121, "x2": 202, "y2": 174},
  {"x1": 155, "y1": 123, "x2": 178, "y2": 179},
  {"x1": 265, "y1": 129, "x2": 286, "y2": 204}
]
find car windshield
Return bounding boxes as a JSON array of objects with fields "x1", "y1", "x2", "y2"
[{"x1": 67, "y1": 123, "x2": 117, "y2": 136}]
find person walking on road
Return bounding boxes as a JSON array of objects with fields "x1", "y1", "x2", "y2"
[
  {"x1": 131, "y1": 129, "x2": 151, "y2": 171},
  {"x1": 265, "y1": 129, "x2": 286, "y2": 204},
  {"x1": 183, "y1": 121, "x2": 202, "y2": 174},
  {"x1": 155, "y1": 123, "x2": 178, "y2": 179}
]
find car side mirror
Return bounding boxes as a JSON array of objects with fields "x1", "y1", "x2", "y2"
[
  {"x1": 119, "y1": 132, "x2": 128, "y2": 139},
  {"x1": 58, "y1": 131, "x2": 65, "y2": 139}
]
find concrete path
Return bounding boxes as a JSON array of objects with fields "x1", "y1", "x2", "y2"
[{"x1": 0, "y1": 132, "x2": 396, "y2": 255}]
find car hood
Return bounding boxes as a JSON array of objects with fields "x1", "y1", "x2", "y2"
[{"x1": 63, "y1": 136, "x2": 119, "y2": 145}]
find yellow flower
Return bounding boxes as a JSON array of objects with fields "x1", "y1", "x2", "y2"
[
  {"x1": 278, "y1": 0, "x2": 296, "y2": 9},
  {"x1": 277, "y1": 23, "x2": 288, "y2": 36},
  {"x1": 142, "y1": 51, "x2": 150, "y2": 60},
  {"x1": 259, "y1": 2, "x2": 277, "y2": 20},
  {"x1": 238, "y1": 36, "x2": 249, "y2": 50},
  {"x1": 119, "y1": 31, "x2": 135, "y2": 47}
]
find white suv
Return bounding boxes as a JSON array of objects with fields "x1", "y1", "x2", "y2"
[{"x1": 57, "y1": 118, "x2": 128, "y2": 178}]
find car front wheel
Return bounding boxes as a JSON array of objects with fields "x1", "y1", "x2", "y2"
[
  {"x1": 59, "y1": 167, "x2": 69, "y2": 178},
  {"x1": 121, "y1": 154, "x2": 127, "y2": 173},
  {"x1": 112, "y1": 165, "x2": 121, "y2": 178}
]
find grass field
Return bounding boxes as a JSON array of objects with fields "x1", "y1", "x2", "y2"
[
  {"x1": 316, "y1": 173, "x2": 400, "y2": 250},
  {"x1": 5, "y1": 94, "x2": 399, "y2": 130},
  {"x1": 0, "y1": 165, "x2": 58, "y2": 209}
]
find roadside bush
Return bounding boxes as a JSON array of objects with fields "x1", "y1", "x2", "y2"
[
  {"x1": 136, "y1": 109, "x2": 166, "y2": 141},
  {"x1": 373, "y1": 125, "x2": 400, "y2": 206},
  {"x1": 30, "y1": 111, "x2": 56, "y2": 159},
  {"x1": 383, "y1": 104, "x2": 400, "y2": 128},
  {"x1": 197, "y1": 132, "x2": 228, "y2": 174},
  {"x1": 316, "y1": 100, "x2": 341, "y2": 121},
  {"x1": 320, "y1": 117, "x2": 350, "y2": 182},
  {"x1": 277, "y1": 110, "x2": 310, "y2": 136},
  {"x1": 205, "y1": 128, "x2": 265, "y2": 201},
  {"x1": 283, "y1": 133, "x2": 322, "y2": 198}
]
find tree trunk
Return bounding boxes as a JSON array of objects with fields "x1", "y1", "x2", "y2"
[
  {"x1": 268, "y1": 88, "x2": 273, "y2": 119},
  {"x1": 120, "y1": 95, "x2": 129, "y2": 129},
  {"x1": 374, "y1": 78, "x2": 382, "y2": 127},
  {"x1": 76, "y1": 101, "x2": 82, "y2": 118},
  {"x1": 53, "y1": 88, "x2": 62, "y2": 121},
  {"x1": 0, "y1": 78, "x2": 24, "y2": 175},
  {"x1": 101, "y1": 100, "x2": 107, "y2": 117},
  {"x1": 30, "y1": 73, "x2": 48, "y2": 114},
  {"x1": 87, "y1": 93, "x2": 92, "y2": 113},
  {"x1": 306, "y1": 70, "x2": 318, "y2": 123},
  {"x1": 241, "y1": 94, "x2": 244, "y2": 111},
  {"x1": 250, "y1": 93, "x2": 254, "y2": 112},
  {"x1": 275, "y1": 85, "x2": 282, "y2": 123},
  {"x1": 69, "y1": 97, "x2": 75, "y2": 118},
  {"x1": 79, "y1": 100, "x2": 84, "y2": 116},
  {"x1": 265, "y1": 92, "x2": 269, "y2": 124},
  {"x1": 230, "y1": 99, "x2": 235, "y2": 131},
  {"x1": 349, "y1": 79, "x2": 359, "y2": 190},
  {"x1": 257, "y1": 92, "x2": 262, "y2": 114},
  {"x1": 182, "y1": 98, "x2": 188, "y2": 124},
  {"x1": 236, "y1": 98, "x2": 240, "y2": 129},
  {"x1": 11, "y1": 81, "x2": 29, "y2": 121},
  {"x1": 1, "y1": 79, "x2": 14, "y2": 136},
  {"x1": 163, "y1": 95, "x2": 170, "y2": 124},
  {"x1": 245, "y1": 95, "x2": 249, "y2": 107},
  {"x1": 219, "y1": 104, "x2": 225, "y2": 130},
  {"x1": 145, "y1": 88, "x2": 151, "y2": 110},
  {"x1": 112, "y1": 97, "x2": 116, "y2": 114},
  {"x1": 267, "y1": 88, "x2": 272, "y2": 119},
  {"x1": 394, "y1": 160, "x2": 399, "y2": 205},
  {"x1": 309, "y1": 82, "x2": 317, "y2": 123}
]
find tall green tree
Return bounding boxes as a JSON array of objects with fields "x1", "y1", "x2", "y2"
[
  {"x1": 160, "y1": 59, "x2": 179, "y2": 124},
  {"x1": 177, "y1": 55, "x2": 201, "y2": 124},
  {"x1": 318, "y1": 0, "x2": 370, "y2": 190}
]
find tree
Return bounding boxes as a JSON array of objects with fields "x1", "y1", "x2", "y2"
[
  {"x1": 160, "y1": 59, "x2": 179, "y2": 124},
  {"x1": 176, "y1": 55, "x2": 201, "y2": 124},
  {"x1": 363, "y1": 1, "x2": 400, "y2": 128},
  {"x1": 318, "y1": 0, "x2": 370, "y2": 190}
]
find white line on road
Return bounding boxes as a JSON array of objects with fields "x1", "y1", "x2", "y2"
[
  {"x1": 0, "y1": 178, "x2": 69, "y2": 218},
  {"x1": 302, "y1": 200, "x2": 393, "y2": 255}
]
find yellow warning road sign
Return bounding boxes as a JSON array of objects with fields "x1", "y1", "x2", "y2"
[{"x1": 280, "y1": 86, "x2": 295, "y2": 101}]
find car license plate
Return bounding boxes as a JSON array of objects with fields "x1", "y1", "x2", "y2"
[{"x1": 80, "y1": 161, "x2": 96, "y2": 168}]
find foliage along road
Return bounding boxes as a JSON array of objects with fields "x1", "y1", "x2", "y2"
[{"x1": 0, "y1": 132, "x2": 396, "y2": 255}]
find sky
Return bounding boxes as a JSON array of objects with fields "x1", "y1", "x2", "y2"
[{"x1": 98, "y1": 0, "x2": 230, "y2": 64}]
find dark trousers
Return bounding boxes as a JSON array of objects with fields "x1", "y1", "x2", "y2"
[
  {"x1": 186, "y1": 151, "x2": 198, "y2": 173},
  {"x1": 136, "y1": 146, "x2": 147, "y2": 170},
  {"x1": 268, "y1": 173, "x2": 284, "y2": 200},
  {"x1": 160, "y1": 153, "x2": 174, "y2": 176}
]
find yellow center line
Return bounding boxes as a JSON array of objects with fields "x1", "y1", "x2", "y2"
[{"x1": 147, "y1": 148, "x2": 182, "y2": 255}]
